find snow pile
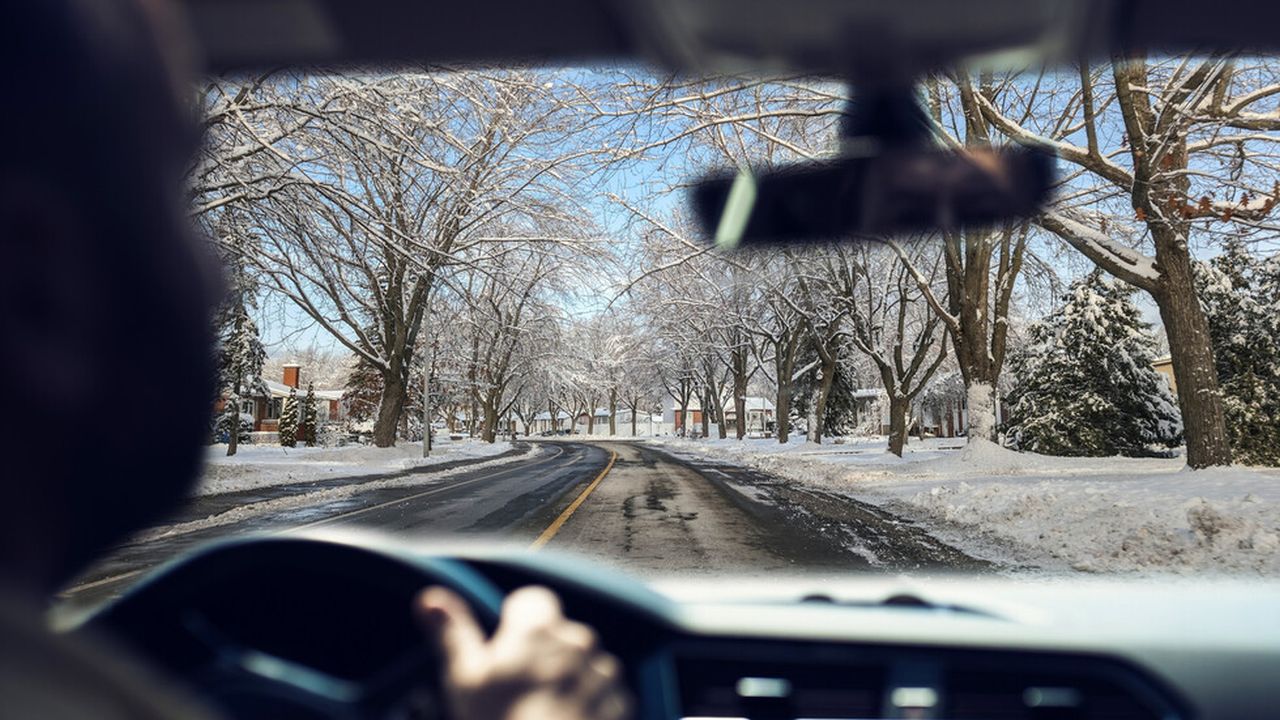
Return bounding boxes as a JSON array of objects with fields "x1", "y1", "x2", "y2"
[
  {"x1": 198, "y1": 439, "x2": 515, "y2": 496},
  {"x1": 647, "y1": 436, "x2": 1280, "y2": 576}
]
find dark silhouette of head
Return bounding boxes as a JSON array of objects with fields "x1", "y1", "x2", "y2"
[{"x1": 0, "y1": 0, "x2": 219, "y2": 593}]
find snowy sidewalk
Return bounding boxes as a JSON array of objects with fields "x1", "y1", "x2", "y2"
[{"x1": 644, "y1": 436, "x2": 1280, "y2": 576}]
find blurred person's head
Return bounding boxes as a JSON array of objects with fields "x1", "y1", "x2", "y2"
[{"x1": 0, "y1": 0, "x2": 218, "y2": 593}]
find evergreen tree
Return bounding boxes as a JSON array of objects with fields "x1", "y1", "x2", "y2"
[
  {"x1": 216, "y1": 306, "x2": 266, "y2": 455},
  {"x1": 1195, "y1": 242, "x2": 1280, "y2": 466},
  {"x1": 208, "y1": 211, "x2": 267, "y2": 455},
  {"x1": 278, "y1": 387, "x2": 299, "y2": 448},
  {"x1": 215, "y1": 394, "x2": 252, "y2": 444},
  {"x1": 302, "y1": 382, "x2": 319, "y2": 447},
  {"x1": 793, "y1": 359, "x2": 864, "y2": 437},
  {"x1": 1006, "y1": 272, "x2": 1182, "y2": 456}
]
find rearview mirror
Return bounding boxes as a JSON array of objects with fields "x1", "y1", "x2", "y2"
[{"x1": 692, "y1": 145, "x2": 1055, "y2": 247}]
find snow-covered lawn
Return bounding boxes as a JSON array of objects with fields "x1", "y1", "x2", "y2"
[
  {"x1": 198, "y1": 439, "x2": 516, "y2": 496},
  {"x1": 645, "y1": 436, "x2": 1280, "y2": 576}
]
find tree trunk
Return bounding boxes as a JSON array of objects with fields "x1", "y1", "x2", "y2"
[
  {"x1": 888, "y1": 395, "x2": 910, "y2": 457},
  {"x1": 609, "y1": 387, "x2": 617, "y2": 436},
  {"x1": 1152, "y1": 242, "x2": 1232, "y2": 467},
  {"x1": 963, "y1": 376, "x2": 998, "y2": 442},
  {"x1": 701, "y1": 388, "x2": 711, "y2": 439},
  {"x1": 225, "y1": 391, "x2": 239, "y2": 456},
  {"x1": 481, "y1": 397, "x2": 498, "y2": 443},
  {"x1": 372, "y1": 371, "x2": 406, "y2": 447},
  {"x1": 809, "y1": 357, "x2": 837, "y2": 444},
  {"x1": 630, "y1": 400, "x2": 639, "y2": 437},
  {"x1": 732, "y1": 348, "x2": 749, "y2": 439},
  {"x1": 775, "y1": 387, "x2": 792, "y2": 444}
]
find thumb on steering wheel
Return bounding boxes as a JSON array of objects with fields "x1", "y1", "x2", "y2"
[{"x1": 416, "y1": 587, "x2": 486, "y2": 672}]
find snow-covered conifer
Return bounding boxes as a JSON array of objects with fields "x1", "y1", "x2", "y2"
[
  {"x1": 1006, "y1": 272, "x2": 1182, "y2": 456},
  {"x1": 302, "y1": 382, "x2": 319, "y2": 447},
  {"x1": 1196, "y1": 242, "x2": 1280, "y2": 466},
  {"x1": 217, "y1": 306, "x2": 266, "y2": 455},
  {"x1": 278, "y1": 388, "x2": 299, "y2": 448}
]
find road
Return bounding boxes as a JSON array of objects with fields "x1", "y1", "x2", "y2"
[{"x1": 59, "y1": 441, "x2": 988, "y2": 609}]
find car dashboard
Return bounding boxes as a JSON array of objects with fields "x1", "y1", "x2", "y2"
[{"x1": 74, "y1": 535, "x2": 1280, "y2": 720}]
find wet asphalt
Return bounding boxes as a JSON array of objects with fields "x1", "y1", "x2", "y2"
[{"x1": 57, "y1": 440, "x2": 989, "y2": 610}]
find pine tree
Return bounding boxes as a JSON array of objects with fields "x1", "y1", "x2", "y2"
[
  {"x1": 217, "y1": 306, "x2": 266, "y2": 455},
  {"x1": 278, "y1": 387, "x2": 299, "y2": 448},
  {"x1": 792, "y1": 354, "x2": 862, "y2": 437},
  {"x1": 1006, "y1": 272, "x2": 1182, "y2": 456},
  {"x1": 302, "y1": 382, "x2": 319, "y2": 447},
  {"x1": 1196, "y1": 242, "x2": 1280, "y2": 466}
]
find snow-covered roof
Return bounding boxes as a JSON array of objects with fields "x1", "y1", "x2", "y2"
[
  {"x1": 533, "y1": 410, "x2": 572, "y2": 421},
  {"x1": 722, "y1": 396, "x2": 775, "y2": 413},
  {"x1": 853, "y1": 388, "x2": 884, "y2": 399},
  {"x1": 740, "y1": 396, "x2": 775, "y2": 411},
  {"x1": 262, "y1": 379, "x2": 345, "y2": 400}
]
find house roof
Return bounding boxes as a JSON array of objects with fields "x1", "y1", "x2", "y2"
[
  {"x1": 262, "y1": 379, "x2": 344, "y2": 400},
  {"x1": 533, "y1": 410, "x2": 573, "y2": 421}
]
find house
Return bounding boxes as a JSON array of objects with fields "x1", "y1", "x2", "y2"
[
  {"x1": 575, "y1": 408, "x2": 613, "y2": 430},
  {"x1": 218, "y1": 363, "x2": 347, "y2": 434},
  {"x1": 1152, "y1": 355, "x2": 1177, "y2": 396},
  {"x1": 720, "y1": 396, "x2": 776, "y2": 435},
  {"x1": 530, "y1": 410, "x2": 572, "y2": 434},
  {"x1": 663, "y1": 396, "x2": 775, "y2": 435}
]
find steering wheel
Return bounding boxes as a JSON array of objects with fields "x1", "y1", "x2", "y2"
[{"x1": 80, "y1": 536, "x2": 506, "y2": 720}]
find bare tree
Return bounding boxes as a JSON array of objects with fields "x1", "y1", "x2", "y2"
[
  {"x1": 846, "y1": 245, "x2": 950, "y2": 456},
  {"x1": 207, "y1": 70, "x2": 602, "y2": 446}
]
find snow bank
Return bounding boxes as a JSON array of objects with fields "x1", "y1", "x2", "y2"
[
  {"x1": 646, "y1": 436, "x2": 1280, "y2": 576},
  {"x1": 198, "y1": 439, "x2": 515, "y2": 496}
]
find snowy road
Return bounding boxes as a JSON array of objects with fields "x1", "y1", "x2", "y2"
[{"x1": 58, "y1": 441, "x2": 988, "y2": 610}]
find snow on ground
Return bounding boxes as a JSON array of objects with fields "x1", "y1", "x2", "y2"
[
  {"x1": 198, "y1": 439, "x2": 515, "y2": 496},
  {"x1": 646, "y1": 435, "x2": 1280, "y2": 576}
]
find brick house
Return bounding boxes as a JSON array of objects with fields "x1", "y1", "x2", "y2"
[{"x1": 217, "y1": 363, "x2": 346, "y2": 433}]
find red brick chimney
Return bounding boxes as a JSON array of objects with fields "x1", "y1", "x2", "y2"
[{"x1": 282, "y1": 363, "x2": 301, "y2": 389}]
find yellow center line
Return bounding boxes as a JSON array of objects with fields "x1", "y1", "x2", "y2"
[{"x1": 530, "y1": 448, "x2": 617, "y2": 550}]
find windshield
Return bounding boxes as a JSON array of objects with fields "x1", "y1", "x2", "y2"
[{"x1": 60, "y1": 58, "x2": 1280, "y2": 609}]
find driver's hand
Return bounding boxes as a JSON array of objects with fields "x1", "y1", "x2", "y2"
[{"x1": 417, "y1": 586, "x2": 632, "y2": 720}]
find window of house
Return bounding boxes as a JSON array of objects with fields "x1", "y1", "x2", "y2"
[
  {"x1": 267, "y1": 398, "x2": 282, "y2": 420},
  {"x1": 239, "y1": 399, "x2": 254, "y2": 416}
]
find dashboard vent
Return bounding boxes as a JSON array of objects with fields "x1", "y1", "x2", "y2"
[
  {"x1": 945, "y1": 667, "x2": 1166, "y2": 720},
  {"x1": 668, "y1": 640, "x2": 1183, "y2": 720},
  {"x1": 675, "y1": 656, "x2": 885, "y2": 719}
]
